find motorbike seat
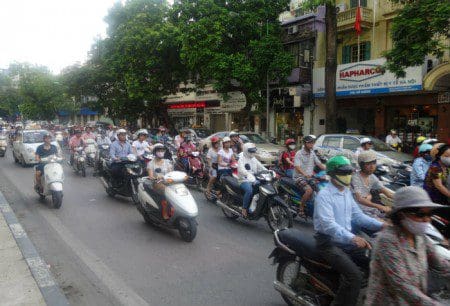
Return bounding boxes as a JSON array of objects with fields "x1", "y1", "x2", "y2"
[
  {"x1": 280, "y1": 177, "x2": 302, "y2": 193},
  {"x1": 221, "y1": 175, "x2": 242, "y2": 193},
  {"x1": 278, "y1": 229, "x2": 328, "y2": 265}
]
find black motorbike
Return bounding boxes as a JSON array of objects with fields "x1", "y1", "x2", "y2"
[
  {"x1": 95, "y1": 144, "x2": 110, "y2": 175},
  {"x1": 100, "y1": 155, "x2": 142, "y2": 204},
  {"x1": 216, "y1": 168, "x2": 293, "y2": 231}
]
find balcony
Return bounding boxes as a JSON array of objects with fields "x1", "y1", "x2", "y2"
[
  {"x1": 382, "y1": 2, "x2": 403, "y2": 19},
  {"x1": 337, "y1": 7, "x2": 373, "y2": 32}
]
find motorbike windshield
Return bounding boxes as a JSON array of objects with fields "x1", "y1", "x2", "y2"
[{"x1": 23, "y1": 131, "x2": 50, "y2": 143}]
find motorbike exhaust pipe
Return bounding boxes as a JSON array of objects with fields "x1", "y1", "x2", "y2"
[
  {"x1": 216, "y1": 200, "x2": 240, "y2": 216},
  {"x1": 273, "y1": 280, "x2": 315, "y2": 306}
]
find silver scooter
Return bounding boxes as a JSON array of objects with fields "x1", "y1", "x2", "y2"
[
  {"x1": 136, "y1": 170, "x2": 198, "y2": 242},
  {"x1": 35, "y1": 154, "x2": 64, "y2": 208}
]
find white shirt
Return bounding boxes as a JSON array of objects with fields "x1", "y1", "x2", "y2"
[
  {"x1": 237, "y1": 152, "x2": 266, "y2": 183},
  {"x1": 386, "y1": 135, "x2": 401, "y2": 146},
  {"x1": 132, "y1": 140, "x2": 150, "y2": 156}
]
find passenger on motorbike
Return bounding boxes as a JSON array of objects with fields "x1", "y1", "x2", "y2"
[
  {"x1": 174, "y1": 128, "x2": 189, "y2": 149},
  {"x1": 96, "y1": 130, "x2": 111, "y2": 146},
  {"x1": 178, "y1": 135, "x2": 196, "y2": 172},
  {"x1": 314, "y1": 155, "x2": 385, "y2": 306},
  {"x1": 411, "y1": 143, "x2": 432, "y2": 187},
  {"x1": 35, "y1": 133, "x2": 59, "y2": 192},
  {"x1": 229, "y1": 131, "x2": 243, "y2": 154},
  {"x1": 205, "y1": 136, "x2": 220, "y2": 197},
  {"x1": 155, "y1": 126, "x2": 169, "y2": 144},
  {"x1": 147, "y1": 144, "x2": 173, "y2": 219},
  {"x1": 69, "y1": 129, "x2": 83, "y2": 166},
  {"x1": 238, "y1": 143, "x2": 267, "y2": 217},
  {"x1": 366, "y1": 186, "x2": 450, "y2": 305},
  {"x1": 293, "y1": 135, "x2": 325, "y2": 216},
  {"x1": 279, "y1": 138, "x2": 296, "y2": 178},
  {"x1": 413, "y1": 135, "x2": 427, "y2": 158},
  {"x1": 82, "y1": 126, "x2": 96, "y2": 142},
  {"x1": 351, "y1": 151, "x2": 393, "y2": 218},
  {"x1": 354, "y1": 137, "x2": 373, "y2": 159},
  {"x1": 217, "y1": 136, "x2": 235, "y2": 178},
  {"x1": 132, "y1": 129, "x2": 151, "y2": 166},
  {"x1": 109, "y1": 129, "x2": 133, "y2": 186}
]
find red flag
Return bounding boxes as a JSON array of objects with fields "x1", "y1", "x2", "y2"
[{"x1": 354, "y1": 5, "x2": 362, "y2": 35}]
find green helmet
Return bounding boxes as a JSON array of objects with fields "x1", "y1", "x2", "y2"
[{"x1": 326, "y1": 155, "x2": 354, "y2": 175}]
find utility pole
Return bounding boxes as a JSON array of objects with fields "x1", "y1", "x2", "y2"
[{"x1": 266, "y1": 19, "x2": 270, "y2": 139}]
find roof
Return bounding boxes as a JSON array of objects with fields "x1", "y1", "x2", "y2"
[{"x1": 281, "y1": 13, "x2": 316, "y2": 26}]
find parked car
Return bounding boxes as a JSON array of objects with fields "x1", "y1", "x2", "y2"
[
  {"x1": 200, "y1": 131, "x2": 284, "y2": 166},
  {"x1": 12, "y1": 129, "x2": 60, "y2": 166},
  {"x1": 314, "y1": 134, "x2": 413, "y2": 167}
]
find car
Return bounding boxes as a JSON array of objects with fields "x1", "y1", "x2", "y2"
[
  {"x1": 200, "y1": 131, "x2": 284, "y2": 166},
  {"x1": 314, "y1": 134, "x2": 413, "y2": 167},
  {"x1": 12, "y1": 129, "x2": 61, "y2": 166}
]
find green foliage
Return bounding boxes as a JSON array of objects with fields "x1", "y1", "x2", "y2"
[
  {"x1": 172, "y1": 0, "x2": 293, "y2": 110},
  {"x1": 385, "y1": 0, "x2": 450, "y2": 77},
  {"x1": 0, "y1": 73, "x2": 22, "y2": 118}
]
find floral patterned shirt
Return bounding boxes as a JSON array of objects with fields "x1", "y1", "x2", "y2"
[
  {"x1": 424, "y1": 161, "x2": 449, "y2": 205},
  {"x1": 365, "y1": 226, "x2": 450, "y2": 306}
]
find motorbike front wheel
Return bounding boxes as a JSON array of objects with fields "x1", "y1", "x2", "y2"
[
  {"x1": 178, "y1": 217, "x2": 197, "y2": 242},
  {"x1": 267, "y1": 203, "x2": 293, "y2": 232},
  {"x1": 81, "y1": 164, "x2": 86, "y2": 177},
  {"x1": 51, "y1": 191, "x2": 63, "y2": 209}
]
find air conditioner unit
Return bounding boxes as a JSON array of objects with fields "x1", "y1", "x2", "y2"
[
  {"x1": 288, "y1": 25, "x2": 298, "y2": 34},
  {"x1": 336, "y1": 3, "x2": 347, "y2": 13}
]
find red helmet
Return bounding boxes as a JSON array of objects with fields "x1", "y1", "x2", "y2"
[
  {"x1": 285, "y1": 138, "x2": 296, "y2": 146},
  {"x1": 211, "y1": 136, "x2": 220, "y2": 143}
]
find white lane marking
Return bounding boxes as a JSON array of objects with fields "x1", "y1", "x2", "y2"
[
  {"x1": 10, "y1": 223, "x2": 26, "y2": 238},
  {"x1": 38, "y1": 209, "x2": 150, "y2": 306},
  {"x1": 26, "y1": 256, "x2": 56, "y2": 288}
]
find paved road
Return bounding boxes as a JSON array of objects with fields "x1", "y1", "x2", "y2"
[{"x1": 0, "y1": 149, "x2": 311, "y2": 306}]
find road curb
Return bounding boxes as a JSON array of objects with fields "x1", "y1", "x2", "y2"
[{"x1": 0, "y1": 191, "x2": 69, "y2": 306}]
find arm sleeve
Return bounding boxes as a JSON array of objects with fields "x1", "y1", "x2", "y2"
[
  {"x1": 351, "y1": 198, "x2": 383, "y2": 231},
  {"x1": 109, "y1": 144, "x2": 116, "y2": 159},
  {"x1": 313, "y1": 153, "x2": 321, "y2": 166},
  {"x1": 256, "y1": 158, "x2": 267, "y2": 172},
  {"x1": 415, "y1": 160, "x2": 427, "y2": 181},
  {"x1": 375, "y1": 237, "x2": 442, "y2": 306},
  {"x1": 371, "y1": 175, "x2": 383, "y2": 191},
  {"x1": 314, "y1": 193, "x2": 355, "y2": 244},
  {"x1": 293, "y1": 152, "x2": 301, "y2": 167}
]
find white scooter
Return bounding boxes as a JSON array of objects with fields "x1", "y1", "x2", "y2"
[
  {"x1": 84, "y1": 138, "x2": 97, "y2": 167},
  {"x1": 136, "y1": 170, "x2": 198, "y2": 242},
  {"x1": 36, "y1": 155, "x2": 64, "y2": 208}
]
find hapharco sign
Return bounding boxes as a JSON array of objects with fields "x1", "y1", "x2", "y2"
[{"x1": 313, "y1": 58, "x2": 423, "y2": 97}]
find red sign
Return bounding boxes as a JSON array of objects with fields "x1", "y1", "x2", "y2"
[
  {"x1": 168, "y1": 102, "x2": 206, "y2": 109},
  {"x1": 339, "y1": 64, "x2": 383, "y2": 82}
]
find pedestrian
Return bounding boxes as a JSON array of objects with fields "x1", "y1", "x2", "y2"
[{"x1": 365, "y1": 186, "x2": 450, "y2": 306}]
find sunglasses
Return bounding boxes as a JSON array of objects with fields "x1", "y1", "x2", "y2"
[{"x1": 405, "y1": 211, "x2": 433, "y2": 218}]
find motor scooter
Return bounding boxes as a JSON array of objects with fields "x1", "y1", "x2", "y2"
[
  {"x1": 72, "y1": 146, "x2": 87, "y2": 177},
  {"x1": 175, "y1": 151, "x2": 206, "y2": 189},
  {"x1": 35, "y1": 155, "x2": 64, "y2": 209},
  {"x1": 0, "y1": 135, "x2": 7, "y2": 157},
  {"x1": 95, "y1": 143, "x2": 110, "y2": 175},
  {"x1": 84, "y1": 138, "x2": 97, "y2": 167},
  {"x1": 136, "y1": 170, "x2": 198, "y2": 242}
]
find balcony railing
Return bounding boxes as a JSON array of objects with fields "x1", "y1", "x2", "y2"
[
  {"x1": 382, "y1": 2, "x2": 403, "y2": 19},
  {"x1": 337, "y1": 7, "x2": 373, "y2": 32}
]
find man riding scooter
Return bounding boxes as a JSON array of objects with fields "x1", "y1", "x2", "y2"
[
  {"x1": 314, "y1": 155, "x2": 385, "y2": 306},
  {"x1": 35, "y1": 133, "x2": 59, "y2": 192},
  {"x1": 109, "y1": 129, "x2": 133, "y2": 186}
]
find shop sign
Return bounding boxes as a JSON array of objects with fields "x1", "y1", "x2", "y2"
[
  {"x1": 205, "y1": 107, "x2": 224, "y2": 114},
  {"x1": 313, "y1": 58, "x2": 423, "y2": 97},
  {"x1": 167, "y1": 108, "x2": 196, "y2": 116},
  {"x1": 165, "y1": 91, "x2": 196, "y2": 103},
  {"x1": 220, "y1": 92, "x2": 246, "y2": 111},
  {"x1": 168, "y1": 102, "x2": 206, "y2": 109},
  {"x1": 438, "y1": 92, "x2": 450, "y2": 104}
]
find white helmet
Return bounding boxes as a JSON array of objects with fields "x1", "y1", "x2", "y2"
[
  {"x1": 423, "y1": 138, "x2": 438, "y2": 145},
  {"x1": 360, "y1": 137, "x2": 372, "y2": 145},
  {"x1": 222, "y1": 136, "x2": 231, "y2": 142},
  {"x1": 137, "y1": 129, "x2": 148, "y2": 136},
  {"x1": 243, "y1": 142, "x2": 257, "y2": 158},
  {"x1": 117, "y1": 128, "x2": 127, "y2": 135}
]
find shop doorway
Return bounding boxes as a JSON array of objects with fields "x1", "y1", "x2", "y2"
[
  {"x1": 210, "y1": 114, "x2": 227, "y2": 132},
  {"x1": 337, "y1": 107, "x2": 375, "y2": 135}
]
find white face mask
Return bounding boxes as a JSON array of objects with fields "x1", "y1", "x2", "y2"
[
  {"x1": 441, "y1": 156, "x2": 450, "y2": 166},
  {"x1": 248, "y1": 153, "x2": 256, "y2": 159},
  {"x1": 400, "y1": 218, "x2": 429, "y2": 235},
  {"x1": 288, "y1": 145, "x2": 296, "y2": 150},
  {"x1": 156, "y1": 151, "x2": 165, "y2": 158}
]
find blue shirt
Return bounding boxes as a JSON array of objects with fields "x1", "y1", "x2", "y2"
[
  {"x1": 109, "y1": 140, "x2": 132, "y2": 160},
  {"x1": 314, "y1": 183, "x2": 383, "y2": 246},
  {"x1": 411, "y1": 157, "x2": 431, "y2": 187}
]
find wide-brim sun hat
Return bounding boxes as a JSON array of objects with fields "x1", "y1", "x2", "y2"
[{"x1": 391, "y1": 186, "x2": 445, "y2": 214}]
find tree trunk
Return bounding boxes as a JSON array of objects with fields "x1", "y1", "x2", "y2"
[{"x1": 325, "y1": 3, "x2": 338, "y2": 133}]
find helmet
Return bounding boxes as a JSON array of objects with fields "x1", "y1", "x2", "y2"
[
  {"x1": 243, "y1": 142, "x2": 257, "y2": 158},
  {"x1": 229, "y1": 131, "x2": 239, "y2": 137},
  {"x1": 423, "y1": 138, "x2": 438, "y2": 145},
  {"x1": 326, "y1": 155, "x2": 354, "y2": 175},
  {"x1": 222, "y1": 136, "x2": 231, "y2": 143},
  {"x1": 431, "y1": 143, "x2": 450, "y2": 160},
  {"x1": 184, "y1": 135, "x2": 193, "y2": 142},
  {"x1": 74, "y1": 129, "x2": 82, "y2": 134},
  {"x1": 303, "y1": 135, "x2": 316, "y2": 143},
  {"x1": 390, "y1": 129, "x2": 397, "y2": 134},
  {"x1": 152, "y1": 143, "x2": 166, "y2": 155},
  {"x1": 43, "y1": 132, "x2": 52, "y2": 139},
  {"x1": 358, "y1": 151, "x2": 377, "y2": 165},
  {"x1": 416, "y1": 136, "x2": 426, "y2": 144},
  {"x1": 137, "y1": 129, "x2": 148, "y2": 136},
  {"x1": 360, "y1": 137, "x2": 372, "y2": 145},
  {"x1": 285, "y1": 138, "x2": 296, "y2": 146},
  {"x1": 418, "y1": 143, "x2": 433, "y2": 154},
  {"x1": 158, "y1": 126, "x2": 166, "y2": 131},
  {"x1": 117, "y1": 128, "x2": 127, "y2": 135},
  {"x1": 210, "y1": 136, "x2": 220, "y2": 144}
]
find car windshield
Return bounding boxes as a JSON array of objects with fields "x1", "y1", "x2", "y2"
[
  {"x1": 194, "y1": 129, "x2": 211, "y2": 138},
  {"x1": 366, "y1": 137, "x2": 393, "y2": 151},
  {"x1": 240, "y1": 133, "x2": 267, "y2": 144},
  {"x1": 23, "y1": 131, "x2": 49, "y2": 143}
]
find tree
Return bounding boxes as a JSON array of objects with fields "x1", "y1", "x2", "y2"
[
  {"x1": 384, "y1": 0, "x2": 450, "y2": 77},
  {"x1": 171, "y1": 0, "x2": 293, "y2": 128},
  {"x1": 0, "y1": 73, "x2": 22, "y2": 119}
]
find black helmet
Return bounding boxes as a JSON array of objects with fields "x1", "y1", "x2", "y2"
[{"x1": 303, "y1": 135, "x2": 316, "y2": 143}]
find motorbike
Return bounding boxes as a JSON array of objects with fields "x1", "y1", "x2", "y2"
[
  {"x1": 55, "y1": 131, "x2": 64, "y2": 148},
  {"x1": 72, "y1": 146, "x2": 87, "y2": 177},
  {"x1": 136, "y1": 170, "x2": 198, "y2": 242},
  {"x1": 35, "y1": 155, "x2": 64, "y2": 209},
  {"x1": 174, "y1": 151, "x2": 206, "y2": 189},
  {"x1": 95, "y1": 143, "x2": 110, "y2": 175},
  {"x1": 84, "y1": 138, "x2": 97, "y2": 167},
  {"x1": 216, "y1": 168, "x2": 293, "y2": 231},
  {"x1": 100, "y1": 154, "x2": 142, "y2": 204},
  {"x1": 0, "y1": 135, "x2": 7, "y2": 157}
]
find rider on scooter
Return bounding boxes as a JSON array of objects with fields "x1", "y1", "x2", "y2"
[
  {"x1": 178, "y1": 135, "x2": 196, "y2": 173},
  {"x1": 355, "y1": 137, "x2": 373, "y2": 159},
  {"x1": 314, "y1": 155, "x2": 385, "y2": 306},
  {"x1": 132, "y1": 129, "x2": 151, "y2": 166},
  {"x1": 205, "y1": 136, "x2": 220, "y2": 197},
  {"x1": 69, "y1": 129, "x2": 83, "y2": 166},
  {"x1": 109, "y1": 129, "x2": 133, "y2": 186},
  {"x1": 35, "y1": 133, "x2": 59, "y2": 192},
  {"x1": 280, "y1": 138, "x2": 296, "y2": 178},
  {"x1": 238, "y1": 143, "x2": 267, "y2": 218}
]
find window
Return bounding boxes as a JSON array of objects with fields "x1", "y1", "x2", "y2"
[
  {"x1": 343, "y1": 137, "x2": 359, "y2": 151},
  {"x1": 350, "y1": 0, "x2": 367, "y2": 8},
  {"x1": 286, "y1": 39, "x2": 314, "y2": 68},
  {"x1": 322, "y1": 136, "x2": 341, "y2": 148},
  {"x1": 342, "y1": 41, "x2": 371, "y2": 64}
]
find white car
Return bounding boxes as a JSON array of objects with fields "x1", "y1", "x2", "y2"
[{"x1": 13, "y1": 130, "x2": 60, "y2": 166}]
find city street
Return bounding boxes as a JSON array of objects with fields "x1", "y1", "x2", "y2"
[{"x1": 0, "y1": 149, "x2": 309, "y2": 306}]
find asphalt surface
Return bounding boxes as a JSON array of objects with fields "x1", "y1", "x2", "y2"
[{"x1": 0, "y1": 148, "x2": 312, "y2": 306}]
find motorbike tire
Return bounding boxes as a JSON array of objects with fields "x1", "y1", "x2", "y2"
[
  {"x1": 178, "y1": 217, "x2": 197, "y2": 242},
  {"x1": 13, "y1": 153, "x2": 18, "y2": 163},
  {"x1": 131, "y1": 190, "x2": 139, "y2": 205},
  {"x1": 51, "y1": 191, "x2": 63, "y2": 209},
  {"x1": 81, "y1": 165, "x2": 86, "y2": 177},
  {"x1": 137, "y1": 203, "x2": 153, "y2": 224},
  {"x1": 267, "y1": 203, "x2": 293, "y2": 232},
  {"x1": 106, "y1": 186, "x2": 116, "y2": 198},
  {"x1": 220, "y1": 193, "x2": 239, "y2": 219},
  {"x1": 20, "y1": 155, "x2": 26, "y2": 167}
]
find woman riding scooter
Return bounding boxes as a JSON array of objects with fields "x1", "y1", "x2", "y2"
[
  {"x1": 147, "y1": 144, "x2": 173, "y2": 219},
  {"x1": 205, "y1": 136, "x2": 220, "y2": 197},
  {"x1": 217, "y1": 136, "x2": 235, "y2": 178}
]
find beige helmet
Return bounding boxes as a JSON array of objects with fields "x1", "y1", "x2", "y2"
[{"x1": 358, "y1": 150, "x2": 377, "y2": 165}]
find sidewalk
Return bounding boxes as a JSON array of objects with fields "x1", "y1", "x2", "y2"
[{"x1": 0, "y1": 211, "x2": 46, "y2": 305}]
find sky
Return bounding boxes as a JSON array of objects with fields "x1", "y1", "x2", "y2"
[{"x1": 0, "y1": 0, "x2": 121, "y2": 74}]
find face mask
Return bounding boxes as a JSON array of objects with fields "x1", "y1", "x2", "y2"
[
  {"x1": 248, "y1": 153, "x2": 256, "y2": 159},
  {"x1": 334, "y1": 174, "x2": 352, "y2": 187},
  {"x1": 400, "y1": 218, "x2": 429, "y2": 235},
  {"x1": 156, "y1": 151, "x2": 165, "y2": 158},
  {"x1": 288, "y1": 145, "x2": 296, "y2": 150},
  {"x1": 423, "y1": 154, "x2": 432, "y2": 162},
  {"x1": 441, "y1": 157, "x2": 450, "y2": 166}
]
